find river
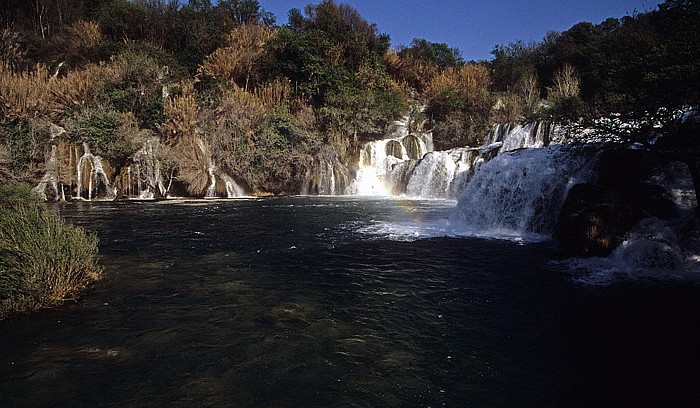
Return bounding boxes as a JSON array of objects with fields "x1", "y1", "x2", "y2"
[{"x1": 1, "y1": 197, "x2": 699, "y2": 407}]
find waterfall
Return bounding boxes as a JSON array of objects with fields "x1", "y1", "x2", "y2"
[
  {"x1": 75, "y1": 143, "x2": 115, "y2": 200},
  {"x1": 347, "y1": 114, "x2": 434, "y2": 196},
  {"x1": 205, "y1": 165, "x2": 246, "y2": 198},
  {"x1": 34, "y1": 145, "x2": 61, "y2": 201},
  {"x1": 302, "y1": 149, "x2": 351, "y2": 195},
  {"x1": 405, "y1": 149, "x2": 480, "y2": 198},
  {"x1": 453, "y1": 146, "x2": 597, "y2": 238},
  {"x1": 484, "y1": 122, "x2": 561, "y2": 153},
  {"x1": 348, "y1": 119, "x2": 560, "y2": 199},
  {"x1": 124, "y1": 138, "x2": 167, "y2": 199}
]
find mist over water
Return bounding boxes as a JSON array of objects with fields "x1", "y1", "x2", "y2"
[{"x1": 1, "y1": 197, "x2": 699, "y2": 407}]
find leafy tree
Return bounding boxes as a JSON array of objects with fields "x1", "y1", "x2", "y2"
[
  {"x1": 425, "y1": 63, "x2": 493, "y2": 149},
  {"x1": 399, "y1": 38, "x2": 463, "y2": 69}
]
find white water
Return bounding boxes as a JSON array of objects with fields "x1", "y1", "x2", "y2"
[
  {"x1": 346, "y1": 114, "x2": 434, "y2": 196},
  {"x1": 205, "y1": 165, "x2": 247, "y2": 198},
  {"x1": 348, "y1": 120, "x2": 561, "y2": 200},
  {"x1": 483, "y1": 122, "x2": 563, "y2": 153},
  {"x1": 302, "y1": 153, "x2": 351, "y2": 195},
  {"x1": 76, "y1": 143, "x2": 115, "y2": 200},
  {"x1": 127, "y1": 138, "x2": 167, "y2": 199},
  {"x1": 34, "y1": 145, "x2": 61, "y2": 201},
  {"x1": 452, "y1": 146, "x2": 597, "y2": 240}
]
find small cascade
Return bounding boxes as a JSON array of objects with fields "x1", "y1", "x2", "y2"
[
  {"x1": 220, "y1": 172, "x2": 246, "y2": 197},
  {"x1": 453, "y1": 146, "x2": 597, "y2": 238},
  {"x1": 302, "y1": 151, "x2": 351, "y2": 195},
  {"x1": 121, "y1": 138, "x2": 167, "y2": 199},
  {"x1": 75, "y1": 143, "x2": 115, "y2": 200},
  {"x1": 347, "y1": 114, "x2": 434, "y2": 196},
  {"x1": 205, "y1": 165, "x2": 247, "y2": 198},
  {"x1": 484, "y1": 122, "x2": 561, "y2": 153},
  {"x1": 34, "y1": 145, "x2": 61, "y2": 201}
]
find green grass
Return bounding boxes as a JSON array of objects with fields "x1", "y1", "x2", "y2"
[{"x1": 0, "y1": 184, "x2": 102, "y2": 319}]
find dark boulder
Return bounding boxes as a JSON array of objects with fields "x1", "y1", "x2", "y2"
[
  {"x1": 554, "y1": 182, "x2": 679, "y2": 257},
  {"x1": 595, "y1": 148, "x2": 653, "y2": 192},
  {"x1": 554, "y1": 184, "x2": 644, "y2": 257},
  {"x1": 554, "y1": 146, "x2": 684, "y2": 257}
]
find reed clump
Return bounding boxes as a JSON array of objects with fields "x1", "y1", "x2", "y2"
[{"x1": 0, "y1": 184, "x2": 102, "y2": 319}]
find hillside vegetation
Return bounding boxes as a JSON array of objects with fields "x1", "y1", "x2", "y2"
[{"x1": 0, "y1": 0, "x2": 697, "y2": 195}]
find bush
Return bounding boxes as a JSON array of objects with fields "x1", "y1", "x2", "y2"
[
  {"x1": 0, "y1": 184, "x2": 101, "y2": 319},
  {"x1": 0, "y1": 118, "x2": 50, "y2": 179},
  {"x1": 64, "y1": 104, "x2": 135, "y2": 166},
  {"x1": 425, "y1": 64, "x2": 493, "y2": 149}
]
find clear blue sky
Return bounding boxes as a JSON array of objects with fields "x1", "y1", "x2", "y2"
[{"x1": 258, "y1": 0, "x2": 662, "y2": 61}]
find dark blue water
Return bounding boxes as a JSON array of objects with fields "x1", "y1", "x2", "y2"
[{"x1": 1, "y1": 197, "x2": 699, "y2": 407}]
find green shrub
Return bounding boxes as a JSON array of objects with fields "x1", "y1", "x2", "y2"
[
  {"x1": 0, "y1": 118, "x2": 49, "y2": 175},
  {"x1": 0, "y1": 184, "x2": 102, "y2": 319},
  {"x1": 64, "y1": 104, "x2": 135, "y2": 165}
]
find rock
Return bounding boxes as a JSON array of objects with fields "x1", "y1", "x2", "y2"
[
  {"x1": 554, "y1": 146, "x2": 685, "y2": 257},
  {"x1": 402, "y1": 135, "x2": 424, "y2": 160},
  {"x1": 595, "y1": 148, "x2": 653, "y2": 192},
  {"x1": 385, "y1": 140, "x2": 403, "y2": 159},
  {"x1": 554, "y1": 184, "x2": 645, "y2": 257},
  {"x1": 554, "y1": 182, "x2": 680, "y2": 257}
]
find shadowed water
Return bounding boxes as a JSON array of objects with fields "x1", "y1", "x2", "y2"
[{"x1": 1, "y1": 197, "x2": 699, "y2": 407}]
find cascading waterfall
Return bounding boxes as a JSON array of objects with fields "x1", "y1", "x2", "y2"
[
  {"x1": 122, "y1": 138, "x2": 167, "y2": 199},
  {"x1": 348, "y1": 119, "x2": 561, "y2": 200},
  {"x1": 347, "y1": 114, "x2": 434, "y2": 196},
  {"x1": 205, "y1": 165, "x2": 247, "y2": 198},
  {"x1": 453, "y1": 146, "x2": 597, "y2": 238},
  {"x1": 34, "y1": 145, "x2": 61, "y2": 201},
  {"x1": 302, "y1": 153, "x2": 351, "y2": 195},
  {"x1": 76, "y1": 143, "x2": 115, "y2": 200},
  {"x1": 483, "y1": 122, "x2": 562, "y2": 153}
]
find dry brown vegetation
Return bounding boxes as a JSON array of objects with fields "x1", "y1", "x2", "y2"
[
  {"x1": 162, "y1": 81, "x2": 197, "y2": 142},
  {"x1": 0, "y1": 59, "x2": 135, "y2": 121},
  {"x1": 199, "y1": 23, "x2": 275, "y2": 91},
  {"x1": 425, "y1": 64, "x2": 492, "y2": 102},
  {"x1": 384, "y1": 50, "x2": 439, "y2": 94},
  {"x1": 547, "y1": 64, "x2": 580, "y2": 101},
  {"x1": 0, "y1": 63, "x2": 54, "y2": 119}
]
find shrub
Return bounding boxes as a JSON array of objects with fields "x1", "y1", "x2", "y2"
[
  {"x1": 199, "y1": 23, "x2": 275, "y2": 90},
  {"x1": 546, "y1": 64, "x2": 584, "y2": 122},
  {"x1": 0, "y1": 184, "x2": 101, "y2": 319},
  {"x1": 425, "y1": 64, "x2": 493, "y2": 148},
  {"x1": 0, "y1": 63, "x2": 54, "y2": 119},
  {"x1": 162, "y1": 81, "x2": 197, "y2": 143},
  {"x1": 63, "y1": 104, "x2": 135, "y2": 166},
  {"x1": 0, "y1": 118, "x2": 50, "y2": 179},
  {"x1": 0, "y1": 28, "x2": 27, "y2": 72}
]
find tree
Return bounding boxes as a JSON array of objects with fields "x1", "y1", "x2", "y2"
[
  {"x1": 199, "y1": 23, "x2": 274, "y2": 91},
  {"x1": 400, "y1": 38, "x2": 463, "y2": 69},
  {"x1": 567, "y1": 0, "x2": 700, "y2": 215},
  {"x1": 216, "y1": 0, "x2": 274, "y2": 27}
]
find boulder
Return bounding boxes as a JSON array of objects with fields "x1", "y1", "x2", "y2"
[
  {"x1": 554, "y1": 182, "x2": 679, "y2": 257},
  {"x1": 554, "y1": 184, "x2": 644, "y2": 257}
]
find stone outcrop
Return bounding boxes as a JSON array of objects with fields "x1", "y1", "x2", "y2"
[{"x1": 554, "y1": 148, "x2": 681, "y2": 257}]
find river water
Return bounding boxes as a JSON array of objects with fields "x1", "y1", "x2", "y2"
[{"x1": 1, "y1": 197, "x2": 699, "y2": 407}]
